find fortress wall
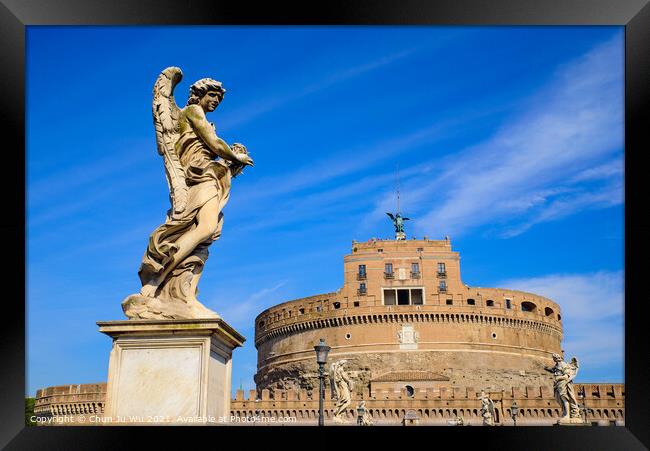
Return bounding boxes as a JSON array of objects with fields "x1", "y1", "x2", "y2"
[
  {"x1": 34, "y1": 382, "x2": 624, "y2": 426},
  {"x1": 33, "y1": 383, "x2": 106, "y2": 425},
  {"x1": 229, "y1": 383, "x2": 625, "y2": 426}
]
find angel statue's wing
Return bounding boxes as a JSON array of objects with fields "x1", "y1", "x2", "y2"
[
  {"x1": 488, "y1": 399, "x2": 495, "y2": 415},
  {"x1": 386, "y1": 212, "x2": 396, "y2": 221},
  {"x1": 152, "y1": 66, "x2": 188, "y2": 219},
  {"x1": 402, "y1": 217, "x2": 410, "y2": 221},
  {"x1": 569, "y1": 357, "x2": 579, "y2": 380},
  {"x1": 329, "y1": 362, "x2": 338, "y2": 399}
]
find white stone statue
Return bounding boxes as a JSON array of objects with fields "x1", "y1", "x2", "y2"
[
  {"x1": 479, "y1": 390, "x2": 495, "y2": 426},
  {"x1": 356, "y1": 401, "x2": 373, "y2": 426},
  {"x1": 330, "y1": 359, "x2": 353, "y2": 423},
  {"x1": 544, "y1": 353, "x2": 581, "y2": 424},
  {"x1": 122, "y1": 67, "x2": 254, "y2": 320}
]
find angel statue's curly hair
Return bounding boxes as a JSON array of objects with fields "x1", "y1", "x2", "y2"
[{"x1": 187, "y1": 78, "x2": 226, "y2": 105}]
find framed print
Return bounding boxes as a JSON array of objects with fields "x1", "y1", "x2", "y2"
[{"x1": 2, "y1": 0, "x2": 649, "y2": 449}]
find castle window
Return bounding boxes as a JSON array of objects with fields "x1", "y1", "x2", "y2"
[
  {"x1": 385, "y1": 263, "x2": 393, "y2": 277},
  {"x1": 545, "y1": 307, "x2": 554, "y2": 316},
  {"x1": 358, "y1": 264, "x2": 367, "y2": 280},
  {"x1": 505, "y1": 299, "x2": 512, "y2": 309},
  {"x1": 437, "y1": 262, "x2": 446, "y2": 275},
  {"x1": 439, "y1": 280, "x2": 447, "y2": 292},
  {"x1": 353, "y1": 301, "x2": 360, "y2": 307},
  {"x1": 383, "y1": 288, "x2": 424, "y2": 306},
  {"x1": 467, "y1": 298, "x2": 475, "y2": 305},
  {"x1": 378, "y1": 248, "x2": 383, "y2": 253},
  {"x1": 299, "y1": 308, "x2": 305, "y2": 315},
  {"x1": 492, "y1": 332, "x2": 497, "y2": 339},
  {"x1": 486, "y1": 300, "x2": 494, "y2": 307},
  {"x1": 358, "y1": 283, "x2": 367, "y2": 296},
  {"x1": 411, "y1": 263, "x2": 420, "y2": 278},
  {"x1": 384, "y1": 289, "x2": 396, "y2": 305},
  {"x1": 446, "y1": 299, "x2": 453, "y2": 305},
  {"x1": 333, "y1": 302, "x2": 341, "y2": 309},
  {"x1": 417, "y1": 248, "x2": 423, "y2": 252},
  {"x1": 405, "y1": 386, "x2": 415, "y2": 398},
  {"x1": 411, "y1": 289, "x2": 423, "y2": 305},
  {"x1": 521, "y1": 301, "x2": 537, "y2": 313},
  {"x1": 316, "y1": 306, "x2": 322, "y2": 312},
  {"x1": 345, "y1": 333, "x2": 352, "y2": 340},
  {"x1": 557, "y1": 314, "x2": 562, "y2": 321}
]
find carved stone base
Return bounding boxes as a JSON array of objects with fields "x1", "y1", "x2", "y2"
[
  {"x1": 332, "y1": 415, "x2": 349, "y2": 424},
  {"x1": 557, "y1": 416, "x2": 585, "y2": 425},
  {"x1": 395, "y1": 232, "x2": 406, "y2": 240},
  {"x1": 122, "y1": 294, "x2": 219, "y2": 320},
  {"x1": 98, "y1": 318, "x2": 245, "y2": 424}
]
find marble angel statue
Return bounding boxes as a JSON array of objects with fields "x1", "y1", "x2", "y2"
[
  {"x1": 479, "y1": 391, "x2": 495, "y2": 426},
  {"x1": 122, "y1": 67, "x2": 253, "y2": 320},
  {"x1": 330, "y1": 359, "x2": 353, "y2": 423},
  {"x1": 544, "y1": 353, "x2": 581, "y2": 423}
]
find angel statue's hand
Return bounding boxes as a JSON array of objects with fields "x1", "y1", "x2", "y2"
[{"x1": 236, "y1": 152, "x2": 254, "y2": 167}]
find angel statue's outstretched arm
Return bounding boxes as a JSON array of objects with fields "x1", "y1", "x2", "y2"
[{"x1": 184, "y1": 104, "x2": 253, "y2": 166}]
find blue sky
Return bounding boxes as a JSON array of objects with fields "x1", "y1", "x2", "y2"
[{"x1": 26, "y1": 26, "x2": 624, "y2": 397}]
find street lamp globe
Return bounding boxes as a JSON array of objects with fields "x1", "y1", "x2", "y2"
[{"x1": 314, "y1": 338, "x2": 331, "y2": 364}]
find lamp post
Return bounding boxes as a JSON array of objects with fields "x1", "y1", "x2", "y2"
[
  {"x1": 580, "y1": 392, "x2": 588, "y2": 425},
  {"x1": 511, "y1": 401, "x2": 519, "y2": 427},
  {"x1": 314, "y1": 338, "x2": 330, "y2": 427}
]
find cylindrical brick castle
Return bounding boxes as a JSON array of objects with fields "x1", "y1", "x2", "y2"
[{"x1": 254, "y1": 238, "x2": 563, "y2": 394}]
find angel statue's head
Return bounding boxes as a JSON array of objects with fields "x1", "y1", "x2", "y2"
[
  {"x1": 551, "y1": 353, "x2": 562, "y2": 362},
  {"x1": 187, "y1": 78, "x2": 226, "y2": 112}
]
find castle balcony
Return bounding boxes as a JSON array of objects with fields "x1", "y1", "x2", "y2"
[
  {"x1": 411, "y1": 272, "x2": 421, "y2": 279},
  {"x1": 384, "y1": 272, "x2": 394, "y2": 279},
  {"x1": 357, "y1": 273, "x2": 367, "y2": 281},
  {"x1": 357, "y1": 288, "x2": 368, "y2": 296},
  {"x1": 437, "y1": 271, "x2": 447, "y2": 278}
]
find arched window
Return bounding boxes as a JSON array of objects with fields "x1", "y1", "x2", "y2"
[
  {"x1": 521, "y1": 301, "x2": 537, "y2": 313},
  {"x1": 486, "y1": 300, "x2": 494, "y2": 307},
  {"x1": 545, "y1": 307, "x2": 554, "y2": 316}
]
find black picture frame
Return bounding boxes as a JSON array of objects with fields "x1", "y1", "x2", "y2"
[{"x1": 2, "y1": 0, "x2": 648, "y2": 448}]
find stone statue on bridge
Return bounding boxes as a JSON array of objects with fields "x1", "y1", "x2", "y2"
[
  {"x1": 479, "y1": 390, "x2": 495, "y2": 426},
  {"x1": 545, "y1": 353, "x2": 582, "y2": 424},
  {"x1": 330, "y1": 360, "x2": 353, "y2": 423},
  {"x1": 122, "y1": 66, "x2": 254, "y2": 320}
]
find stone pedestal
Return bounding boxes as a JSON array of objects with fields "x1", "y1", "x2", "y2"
[{"x1": 98, "y1": 318, "x2": 245, "y2": 425}]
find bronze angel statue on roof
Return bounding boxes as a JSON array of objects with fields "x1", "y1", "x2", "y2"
[
  {"x1": 122, "y1": 67, "x2": 253, "y2": 320},
  {"x1": 386, "y1": 212, "x2": 409, "y2": 239}
]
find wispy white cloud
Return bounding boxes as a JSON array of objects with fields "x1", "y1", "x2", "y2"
[
  {"x1": 28, "y1": 143, "x2": 153, "y2": 208},
  {"x1": 211, "y1": 281, "x2": 288, "y2": 329},
  {"x1": 497, "y1": 271, "x2": 624, "y2": 380},
  {"x1": 365, "y1": 35, "x2": 624, "y2": 239},
  {"x1": 219, "y1": 32, "x2": 467, "y2": 131}
]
